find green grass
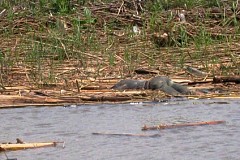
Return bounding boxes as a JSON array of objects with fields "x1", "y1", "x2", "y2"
[
  {"x1": 0, "y1": 0, "x2": 239, "y2": 87},
  {"x1": 146, "y1": 0, "x2": 222, "y2": 11}
]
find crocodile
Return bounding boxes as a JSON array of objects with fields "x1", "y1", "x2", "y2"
[{"x1": 111, "y1": 76, "x2": 191, "y2": 96}]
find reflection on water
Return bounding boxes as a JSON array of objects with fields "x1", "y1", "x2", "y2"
[{"x1": 0, "y1": 99, "x2": 240, "y2": 160}]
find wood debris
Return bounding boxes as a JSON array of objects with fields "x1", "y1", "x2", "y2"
[
  {"x1": 142, "y1": 120, "x2": 226, "y2": 131},
  {"x1": 0, "y1": 139, "x2": 64, "y2": 151}
]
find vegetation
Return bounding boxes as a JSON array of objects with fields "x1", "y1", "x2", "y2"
[{"x1": 0, "y1": 0, "x2": 239, "y2": 89}]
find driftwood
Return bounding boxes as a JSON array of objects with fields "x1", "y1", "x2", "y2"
[
  {"x1": 0, "y1": 89, "x2": 152, "y2": 108},
  {"x1": 0, "y1": 139, "x2": 64, "y2": 151},
  {"x1": 213, "y1": 76, "x2": 240, "y2": 84},
  {"x1": 142, "y1": 120, "x2": 225, "y2": 131},
  {"x1": 92, "y1": 132, "x2": 160, "y2": 137}
]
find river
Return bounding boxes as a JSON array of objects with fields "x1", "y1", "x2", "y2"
[{"x1": 0, "y1": 98, "x2": 240, "y2": 160}]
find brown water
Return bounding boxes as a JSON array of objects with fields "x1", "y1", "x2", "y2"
[{"x1": 0, "y1": 99, "x2": 240, "y2": 160}]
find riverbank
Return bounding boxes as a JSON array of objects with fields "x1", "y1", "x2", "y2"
[
  {"x1": 1, "y1": 75, "x2": 239, "y2": 108},
  {"x1": 0, "y1": 1, "x2": 240, "y2": 107}
]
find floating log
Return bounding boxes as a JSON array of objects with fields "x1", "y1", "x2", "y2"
[
  {"x1": 92, "y1": 132, "x2": 160, "y2": 137},
  {"x1": 142, "y1": 120, "x2": 226, "y2": 131},
  {"x1": 213, "y1": 76, "x2": 240, "y2": 84},
  {"x1": 0, "y1": 140, "x2": 64, "y2": 151}
]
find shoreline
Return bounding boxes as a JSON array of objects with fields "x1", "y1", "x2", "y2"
[{"x1": 1, "y1": 76, "x2": 239, "y2": 108}]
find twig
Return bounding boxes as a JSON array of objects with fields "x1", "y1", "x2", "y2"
[
  {"x1": 117, "y1": 1, "x2": 124, "y2": 16},
  {"x1": 132, "y1": 0, "x2": 139, "y2": 15},
  {"x1": 59, "y1": 39, "x2": 69, "y2": 60},
  {"x1": 105, "y1": 40, "x2": 114, "y2": 51},
  {"x1": 0, "y1": 9, "x2": 6, "y2": 17},
  {"x1": 76, "y1": 79, "x2": 80, "y2": 93}
]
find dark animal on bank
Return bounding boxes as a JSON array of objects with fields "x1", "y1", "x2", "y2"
[{"x1": 111, "y1": 76, "x2": 191, "y2": 96}]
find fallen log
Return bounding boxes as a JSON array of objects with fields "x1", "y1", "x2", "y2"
[
  {"x1": 142, "y1": 120, "x2": 225, "y2": 131},
  {"x1": 213, "y1": 76, "x2": 240, "y2": 84},
  {"x1": 0, "y1": 95, "x2": 66, "y2": 108},
  {"x1": 0, "y1": 140, "x2": 64, "y2": 151},
  {"x1": 92, "y1": 132, "x2": 160, "y2": 137}
]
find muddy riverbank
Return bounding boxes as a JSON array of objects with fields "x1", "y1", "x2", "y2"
[{"x1": 1, "y1": 75, "x2": 240, "y2": 108}]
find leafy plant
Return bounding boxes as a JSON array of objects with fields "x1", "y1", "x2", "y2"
[{"x1": 51, "y1": 0, "x2": 72, "y2": 14}]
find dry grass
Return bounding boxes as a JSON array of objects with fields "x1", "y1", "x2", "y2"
[{"x1": 0, "y1": 1, "x2": 240, "y2": 107}]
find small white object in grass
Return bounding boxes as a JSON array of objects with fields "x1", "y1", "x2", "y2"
[
  {"x1": 179, "y1": 13, "x2": 186, "y2": 22},
  {"x1": 60, "y1": 89, "x2": 67, "y2": 95},
  {"x1": 161, "y1": 32, "x2": 168, "y2": 38},
  {"x1": 133, "y1": 25, "x2": 141, "y2": 34}
]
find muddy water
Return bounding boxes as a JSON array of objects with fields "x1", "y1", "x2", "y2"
[{"x1": 0, "y1": 99, "x2": 240, "y2": 160}]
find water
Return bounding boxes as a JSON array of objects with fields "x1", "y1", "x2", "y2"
[{"x1": 0, "y1": 99, "x2": 240, "y2": 160}]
